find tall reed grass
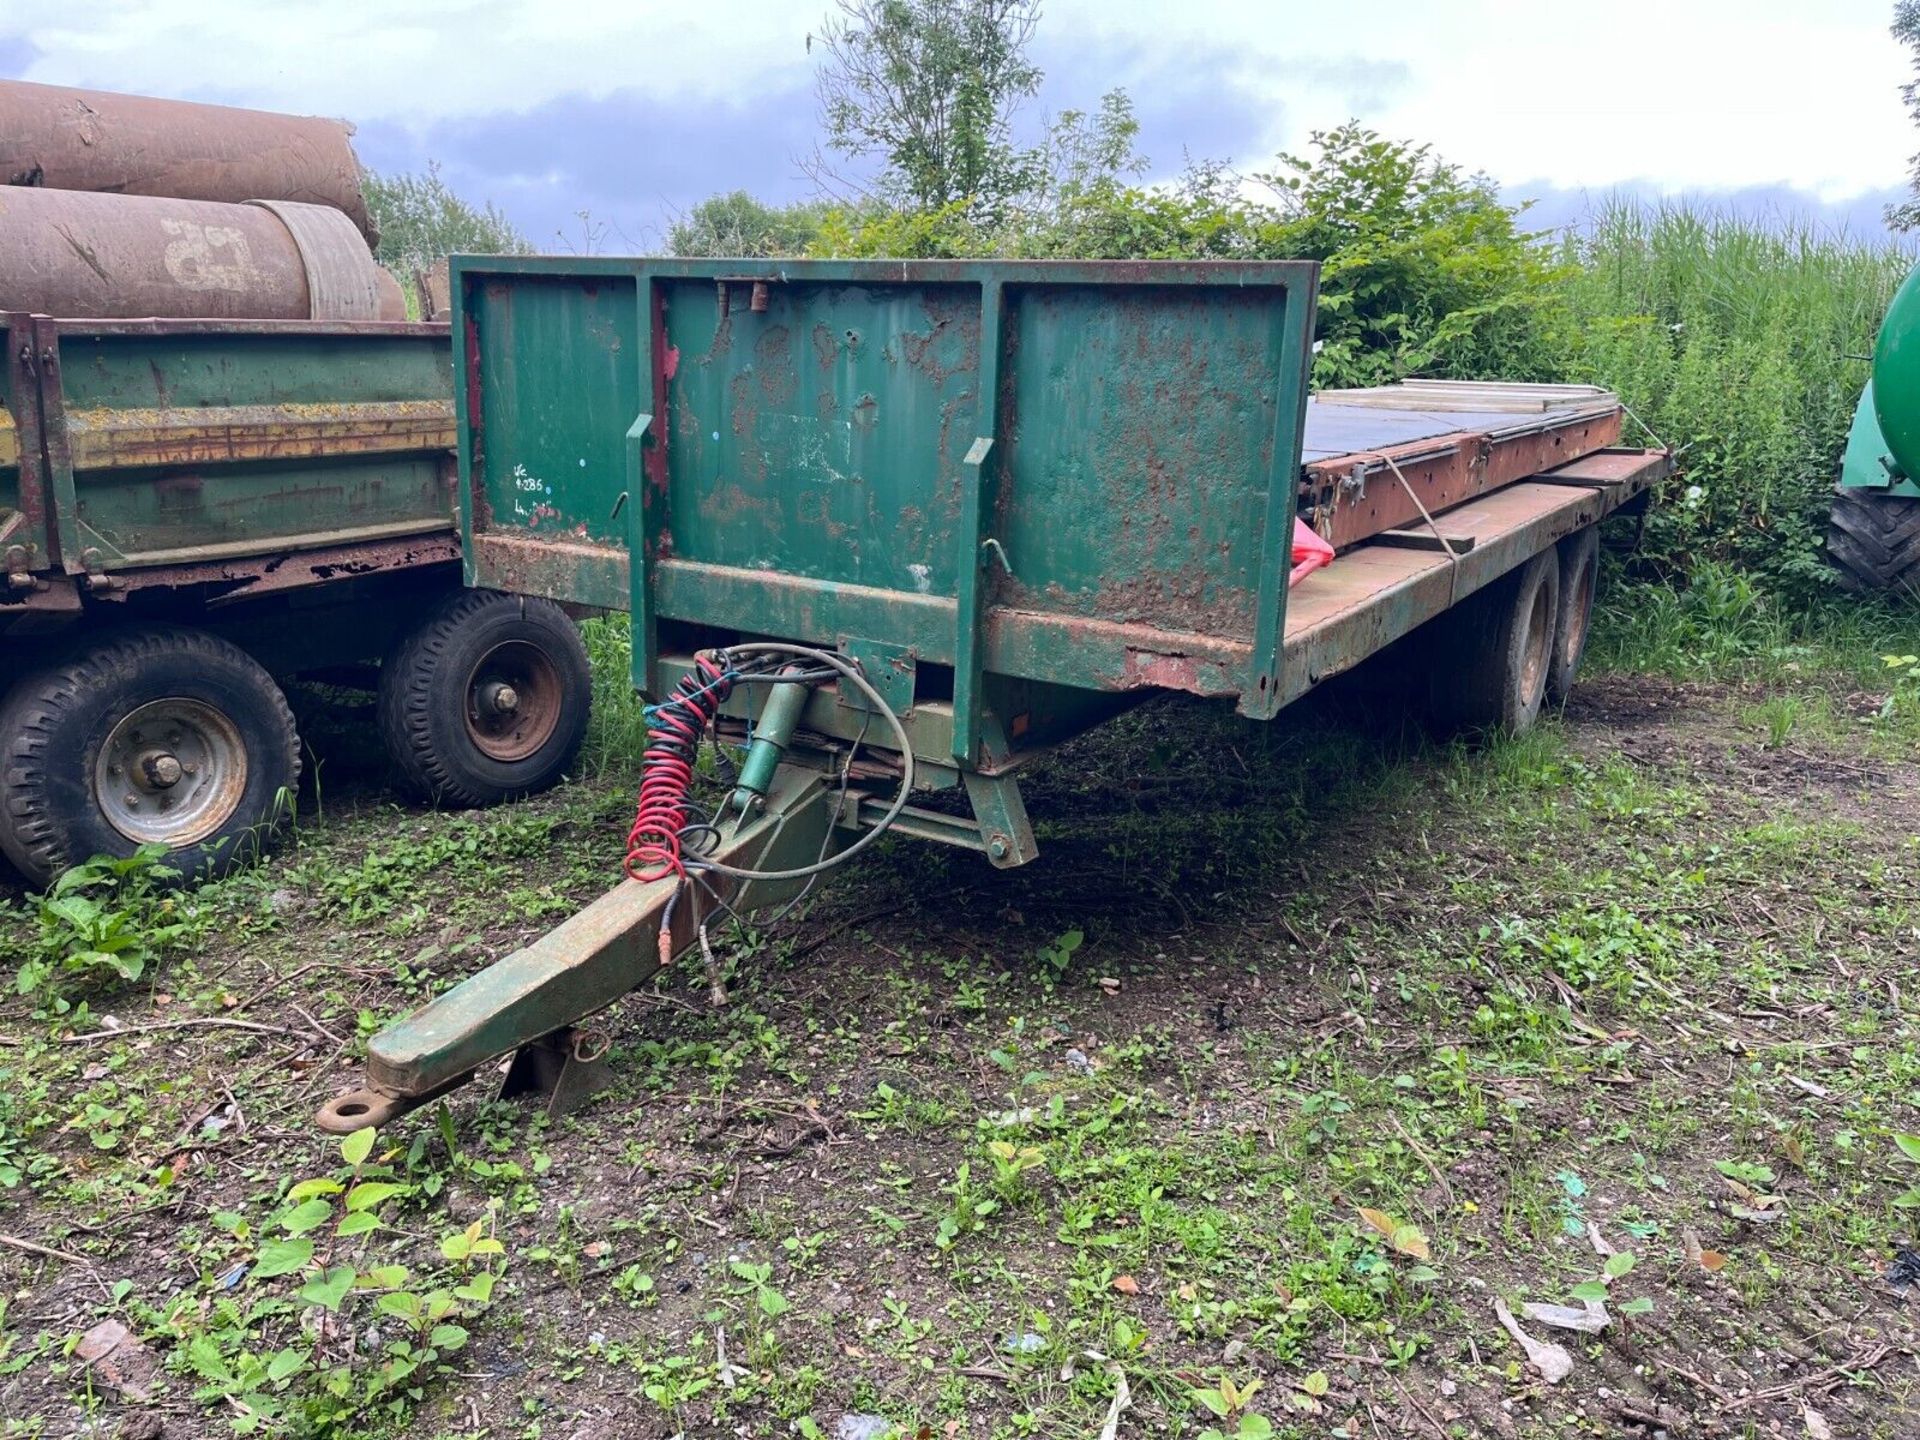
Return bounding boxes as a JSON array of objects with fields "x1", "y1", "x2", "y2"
[{"x1": 1561, "y1": 200, "x2": 1914, "y2": 599}]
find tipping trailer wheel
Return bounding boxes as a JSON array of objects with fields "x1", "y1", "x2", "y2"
[
  {"x1": 1826, "y1": 484, "x2": 1920, "y2": 593},
  {"x1": 0, "y1": 627, "x2": 300, "y2": 888},
  {"x1": 378, "y1": 588, "x2": 592, "y2": 808},
  {"x1": 1429, "y1": 549, "x2": 1561, "y2": 736},
  {"x1": 1547, "y1": 525, "x2": 1600, "y2": 703}
]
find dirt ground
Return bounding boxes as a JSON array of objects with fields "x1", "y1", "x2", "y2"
[{"x1": 1, "y1": 671, "x2": 1918, "y2": 1439}]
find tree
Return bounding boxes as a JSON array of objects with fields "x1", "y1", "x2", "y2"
[
  {"x1": 810, "y1": 0, "x2": 1043, "y2": 213},
  {"x1": 1254, "y1": 125, "x2": 1572, "y2": 387},
  {"x1": 669, "y1": 191, "x2": 831, "y2": 257},
  {"x1": 1892, "y1": 0, "x2": 1920, "y2": 230},
  {"x1": 363, "y1": 162, "x2": 530, "y2": 276}
]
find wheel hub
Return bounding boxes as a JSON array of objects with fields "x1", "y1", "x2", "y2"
[
  {"x1": 478, "y1": 681, "x2": 520, "y2": 717},
  {"x1": 96, "y1": 699, "x2": 248, "y2": 845},
  {"x1": 464, "y1": 641, "x2": 563, "y2": 764},
  {"x1": 137, "y1": 751, "x2": 184, "y2": 790}
]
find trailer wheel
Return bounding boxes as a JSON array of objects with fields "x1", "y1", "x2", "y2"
[
  {"x1": 378, "y1": 589, "x2": 591, "y2": 808},
  {"x1": 0, "y1": 628, "x2": 300, "y2": 887},
  {"x1": 1827, "y1": 484, "x2": 1920, "y2": 593},
  {"x1": 1547, "y1": 526, "x2": 1600, "y2": 703},
  {"x1": 1431, "y1": 550, "x2": 1561, "y2": 735}
]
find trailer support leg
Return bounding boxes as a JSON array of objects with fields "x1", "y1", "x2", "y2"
[{"x1": 498, "y1": 1024, "x2": 613, "y2": 1121}]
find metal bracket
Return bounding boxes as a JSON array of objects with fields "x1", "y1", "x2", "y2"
[
  {"x1": 837, "y1": 636, "x2": 916, "y2": 715},
  {"x1": 499, "y1": 1025, "x2": 613, "y2": 1121}
]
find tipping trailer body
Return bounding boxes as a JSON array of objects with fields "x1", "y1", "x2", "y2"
[
  {"x1": 455, "y1": 258, "x2": 1645, "y2": 747},
  {"x1": 1, "y1": 314, "x2": 596, "y2": 889},
  {"x1": 1, "y1": 314, "x2": 459, "y2": 644},
  {"x1": 316, "y1": 257, "x2": 1667, "y2": 1131},
  {"x1": 0, "y1": 315, "x2": 558, "y2": 891}
]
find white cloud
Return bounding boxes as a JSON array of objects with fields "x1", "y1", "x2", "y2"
[
  {"x1": 2, "y1": 0, "x2": 812, "y2": 122},
  {"x1": 2, "y1": 0, "x2": 1912, "y2": 198}
]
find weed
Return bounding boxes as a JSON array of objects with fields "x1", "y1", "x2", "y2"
[
  {"x1": 10, "y1": 846, "x2": 196, "y2": 1008},
  {"x1": 149, "y1": 1125, "x2": 506, "y2": 1435}
]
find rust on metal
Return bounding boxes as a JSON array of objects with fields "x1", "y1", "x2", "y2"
[
  {"x1": 1300, "y1": 407, "x2": 1623, "y2": 549},
  {"x1": 63, "y1": 400, "x2": 456, "y2": 470},
  {"x1": 1280, "y1": 451, "x2": 1670, "y2": 703},
  {"x1": 84, "y1": 531, "x2": 461, "y2": 604},
  {"x1": 0, "y1": 78, "x2": 378, "y2": 244},
  {"x1": 0, "y1": 187, "x2": 404, "y2": 321}
]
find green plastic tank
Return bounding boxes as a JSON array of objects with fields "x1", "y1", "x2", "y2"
[
  {"x1": 1872, "y1": 262, "x2": 1920, "y2": 489},
  {"x1": 1830, "y1": 264, "x2": 1920, "y2": 591}
]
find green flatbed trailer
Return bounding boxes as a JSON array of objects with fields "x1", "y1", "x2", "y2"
[
  {"x1": 318, "y1": 258, "x2": 1668, "y2": 1133},
  {"x1": 0, "y1": 314, "x2": 593, "y2": 887}
]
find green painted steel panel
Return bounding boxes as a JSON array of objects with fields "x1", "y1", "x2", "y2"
[
  {"x1": 464, "y1": 272, "x2": 640, "y2": 549},
  {"x1": 455, "y1": 257, "x2": 1321, "y2": 747},
  {"x1": 658, "y1": 277, "x2": 979, "y2": 594},
  {"x1": 68, "y1": 457, "x2": 451, "y2": 563},
  {"x1": 1841, "y1": 379, "x2": 1920, "y2": 500},
  {"x1": 33, "y1": 320, "x2": 457, "y2": 575},
  {"x1": 53, "y1": 329, "x2": 449, "y2": 410},
  {"x1": 996, "y1": 285, "x2": 1286, "y2": 639}
]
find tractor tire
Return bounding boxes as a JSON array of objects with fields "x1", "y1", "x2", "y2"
[
  {"x1": 1827, "y1": 484, "x2": 1920, "y2": 594},
  {"x1": 1428, "y1": 549, "x2": 1561, "y2": 736},
  {"x1": 0, "y1": 627, "x2": 300, "y2": 887},
  {"x1": 377, "y1": 588, "x2": 592, "y2": 808},
  {"x1": 1547, "y1": 525, "x2": 1600, "y2": 703}
]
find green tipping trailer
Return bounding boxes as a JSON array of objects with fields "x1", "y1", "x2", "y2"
[
  {"x1": 318, "y1": 258, "x2": 1668, "y2": 1133},
  {"x1": 0, "y1": 315, "x2": 593, "y2": 886}
]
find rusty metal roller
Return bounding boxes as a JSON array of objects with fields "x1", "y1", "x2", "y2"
[
  {"x1": 0, "y1": 79, "x2": 377, "y2": 245},
  {"x1": 0, "y1": 186, "x2": 406, "y2": 321}
]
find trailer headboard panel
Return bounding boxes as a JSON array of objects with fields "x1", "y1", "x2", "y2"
[{"x1": 454, "y1": 257, "x2": 1321, "y2": 740}]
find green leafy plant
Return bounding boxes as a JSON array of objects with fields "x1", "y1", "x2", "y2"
[
  {"x1": 1036, "y1": 928, "x2": 1084, "y2": 979},
  {"x1": 1879, "y1": 653, "x2": 1920, "y2": 720},
  {"x1": 1891, "y1": 1132, "x2": 1920, "y2": 1207},
  {"x1": 1193, "y1": 1373, "x2": 1274, "y2": 1440},
  {"x1": 14, "y1": 845, "x2": 190, "y2": 1003},
  {"x1": 158, "y1": 1125, "x2": 506, "y2": 1434},
  {"x1": 1576, "y1": 1249, "x2": 1653, "y2": 1317},
  {"x1": 932, "y1": 1161, "x2": 1000, "y2": 1251}
]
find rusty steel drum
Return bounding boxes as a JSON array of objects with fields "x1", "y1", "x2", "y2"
[
  {"x1": 0, "y1": 187, "x2": 404, "y2": 321},
  {"x1": 0, "y1": 78, "x2": 377, "y2": 245}
]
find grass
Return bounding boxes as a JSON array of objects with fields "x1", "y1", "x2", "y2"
[
  {"x1": 1, "y1": 652, "x2": 1918, "y2": 1438},
  {"x1": 1590, "y1": 558, "x2": 1920, "y2": 696},
  {"x1": 1562, "y1": 201, "x2": 1915, "y2": 599}
]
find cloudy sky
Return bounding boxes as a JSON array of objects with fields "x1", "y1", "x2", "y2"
[{"x1": 0, "y1": 0, "x2": 1914, "y2": 248}]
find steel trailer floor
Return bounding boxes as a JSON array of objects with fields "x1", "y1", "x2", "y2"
[{"x1": 1302, "y1": 395, "x2": 1615, "y2": 465}]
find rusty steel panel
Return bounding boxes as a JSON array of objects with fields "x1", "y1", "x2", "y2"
[
  {"x1": 64, "y1": 400, "x2": 456, "y2": 470},
  {"x1": 1279, "y1": 450, "x2": 1670, "y2": 702},
  {"x1": 29, "y1": 317, "x2": 454, "y2": 579},
  {"x1": 96, "y1": 532, "x2": 462, "y2": 603},
  {"x1": 0, "y1": 78, "x2": 377, "y2": 244},
  {"x1": 0, "y1": 188, "x2": 403, "y2": 321}
]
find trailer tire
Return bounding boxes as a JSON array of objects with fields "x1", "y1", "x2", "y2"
[
  {"x1": 1827, "y1": 484, "x2": 1920, "y2": 593},
  {"x1": 1431, "y1": 550, "x2": 1561, "y2": 736},
  {"x1": 378, "y1": 589, "x2": 591, "y2": 808},
  {"x1": 1547, "y1": 526, "x2": 1600, "y2": 703},
  {"x1": 0, "y1": 627, "x2": 300, "y2": 888}
]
